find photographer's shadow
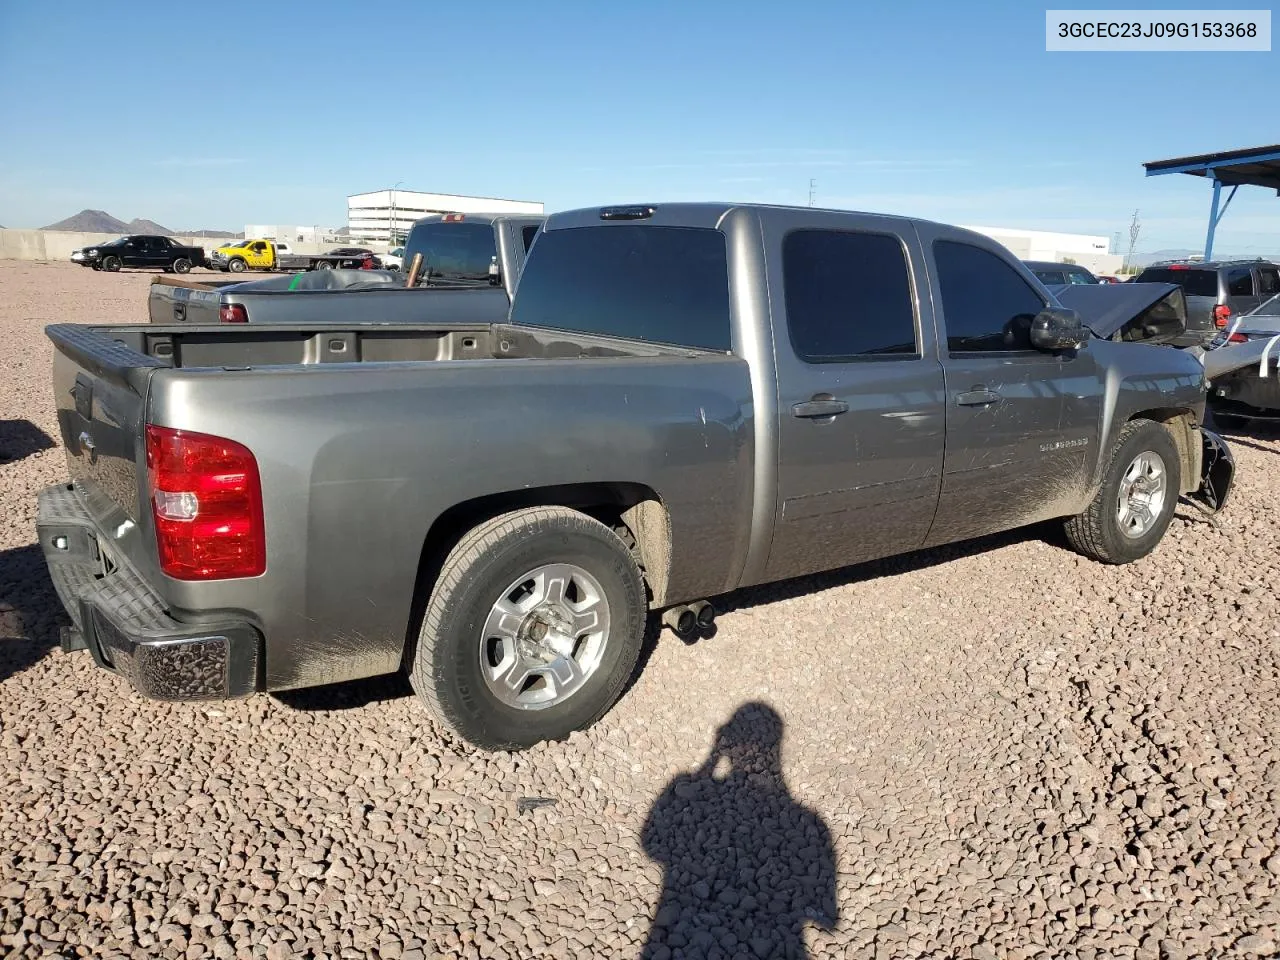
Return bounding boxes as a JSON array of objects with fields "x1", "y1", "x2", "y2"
[{"x1": 641, "y1": 703, "x2": 837, "y2": 960}]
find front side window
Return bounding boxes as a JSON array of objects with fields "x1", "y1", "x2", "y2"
[
  {"x1": 1255, "y1": 268, "x2": 1279, "y2": 296},
  {"x1": 782, "y1": 229, "x2": 917, "y2": 361},
  {"x1": 934, "y1": 240, "x2": 1046, "y2": 353},
  {"x1": 511, "y1": 225, "x2": 730, "y2": 350},
  {"x1": 1067, "y1": 269, "x2": 1098, "y2": 284},
  {"x1": 1033, "y1": 269, "x2": 1067, "y2": 285}
]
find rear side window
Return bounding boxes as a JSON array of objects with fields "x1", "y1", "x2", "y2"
[
  {"x1": 933, "y1": 240, "x2": 1046, "y2": 352},
  {"x1": 404, "y1": 221, "x2": 497, "y2": 282},
  {"x1": 521, "y1": 225, "x2": 540, "y2": 251},
  {"x1": 1258, "y1": 268, "x2": 1280, "y2": 296},
  {"x1": 510, "y1": 225, "x2": 730, "y2": 350},
  {"x1": 1227, "y1": 268, "x2": 1255, "y2": 296},
  {"x1": 1135, "y1": 268, "x2": 1219, "y2": 298},
  {"x1": 782, "y1": 229, "x2": 917, "y2": 360},
  {"x1": 1033, "y1": 269, "x2": 1067, "y2": 285}
]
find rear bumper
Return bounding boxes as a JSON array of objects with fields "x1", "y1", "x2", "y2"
[{"x1": 37, "y1": 482, "x2": 261, "y2": 701}]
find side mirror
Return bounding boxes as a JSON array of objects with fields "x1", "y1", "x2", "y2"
[{"x1": 1030, "y1": 307, "x2": 1088, "y2": 351}]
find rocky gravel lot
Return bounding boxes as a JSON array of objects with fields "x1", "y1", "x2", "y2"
[{"x1": 2, "y1": 259, "x2": 1279, "y2": 960}]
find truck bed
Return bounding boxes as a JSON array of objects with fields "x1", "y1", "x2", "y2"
[
  {"x1": 148, "y1": 274, "x2": 513, "y2": 326},
  {"x1": 45, "y1": 319, "x2": 750, "y2": 694},
  {"x1": 51, "y1": 320, "x2": 704, "y2": 373}
]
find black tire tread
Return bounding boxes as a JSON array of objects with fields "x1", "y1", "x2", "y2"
[
  {"x1": 409, "y1": 506, "x2": 644, "y2": 749},
  {"x1": 1064, "y1": 418, "x2": 1171, "y2": 564}
]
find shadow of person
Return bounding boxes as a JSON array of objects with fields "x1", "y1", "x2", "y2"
[{"x1": 641, "y1": 703, "x2": 837, "y2": 960}]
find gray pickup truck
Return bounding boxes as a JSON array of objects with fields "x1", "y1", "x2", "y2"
[
  {"x1": 148, "y1": 213, "x2": 544, "y2": 325},
  {"x1": 38, "y1": 202, "x2": 1234, "y2": 751}
]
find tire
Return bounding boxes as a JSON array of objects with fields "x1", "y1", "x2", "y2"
[
  {"x1": 408, "y1": 506, "x2": 647, "y2": 751},
  {"x1": 172, "y1": 258, "x2": 192, "y2": 274},
  {"x1": 315, "y1": 260, "x2": 334, "y2": 270},
  {"x1": 227, "y1": 258, "x2": 246, "y2": 273},
  {"x1": 102, "y1": 256, "x2": 121, "y2": 272},
  {"x1": 1064, "y1": 418, "x2": 1181, "y2": 564}
]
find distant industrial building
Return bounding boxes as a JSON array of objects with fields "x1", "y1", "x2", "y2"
[
  {"x1": 347, "y1": 190, "x2": 545, "y2": 243},
  {"x1": 244, "y1": 224, "x2": 346, "y2": 244},
  {"x1": 962, "y1": 225, "x2": 1123, "y2": 274}
]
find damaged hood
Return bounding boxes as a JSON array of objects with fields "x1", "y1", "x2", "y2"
[{"x1": 1048, "y1": 282, "x2": 1185, "y2": 341}]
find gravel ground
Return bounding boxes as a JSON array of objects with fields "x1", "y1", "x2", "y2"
[{"x1": 2, "y1": 259, "x2": 1279, "y2": 960}]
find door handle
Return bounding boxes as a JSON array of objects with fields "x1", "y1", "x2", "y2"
[
  {"x1": 956, "y1": 388, "x2": 1000, "y2": 407},
  {"x1": 792, "y1": 397, "x2": 849, "y2": 419}
]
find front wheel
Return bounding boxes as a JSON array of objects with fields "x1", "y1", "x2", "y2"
[
  {"x1": 101, "y1": 256, "x2": 121, "y2": 272},
  {"x1": 315, "y1": 260, "x2": 334, "y2": 270},
  {"x1": 1064, "y1": 418, "x2": 1181, "y2": 564},
  {"x1": 408, "y1": 507, "x2": 647, "y2": 751},
  {"x1": 227, "y1": 258, "x2": 246, "y2": 273},
  {"x1": 172, "y1": 258, "x2": 192, "y2": 274}
]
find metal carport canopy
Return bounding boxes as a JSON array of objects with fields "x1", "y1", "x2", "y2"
[{"x1": 1143, "y1": 144, "x2": 1280, "y2": 261}]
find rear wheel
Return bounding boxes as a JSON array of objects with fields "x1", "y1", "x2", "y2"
[
  {"x1": 1064, "y1": 418, "x2": 1181, "y2": 564},
  {"x1": 227, "y1": 258, "x2": 246, "y2": 273},
  {"x1": 315, "y1": 260, "x2": 334, "y2": 270},
  {"x1": 172, "y1": 258, "x2": 192, "y2": 274},
  {"x1": 102, "y1": 256, "x2": 121, "y2": 272},
  {"x1": 408, "y1": 507, "x2": 647, "y2": 751}
]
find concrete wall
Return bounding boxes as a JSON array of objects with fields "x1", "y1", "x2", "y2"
[{"x1": 0, "y1": 230, "x2": 342, "y2": 261}]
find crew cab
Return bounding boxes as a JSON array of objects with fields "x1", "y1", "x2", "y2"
[
  {"x1": 147, "y1": 213, "x2": 544, "y2": 325},
  {"x1": 38, "y1": 202, "x2": 1234, "y2": 752},
  {"x1": 71, "y1": 235, "x2": 207, "y2": 274}
]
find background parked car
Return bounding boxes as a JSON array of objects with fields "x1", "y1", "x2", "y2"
[
  {"x1": 1023, "y1": 260, "x2": 1101, "y2": 285},
  {"x1": 70, "y1": 235, "x2": 206, "y2": 273},
  {"x1": 316, "y1": 247, "x2": 381, "y2": 270},
  {"x1": 381, "y1": 246, "x2": 404, "y2": 270},
  {"x1": 1135, "y1": 259, "x2": 1280, "y2": 336}
]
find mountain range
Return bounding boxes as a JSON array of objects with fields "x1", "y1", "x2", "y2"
[
  {"x1": 1129, "y1": 248, "x2": 1280, "y2": 267},
  {"x1": 37, "y1": 209, "x2": 239, "y2": 238}
]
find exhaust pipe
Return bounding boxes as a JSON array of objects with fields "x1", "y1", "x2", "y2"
[
  {"x1": 688, "y1": 600, "x2": 716, "y2": 628},
  {"x1": 662, "y1": 606, "x2": 698, "y2": 637},
  {"x1": 662, "y1": 601, "x2": 716, "y2": 637}
]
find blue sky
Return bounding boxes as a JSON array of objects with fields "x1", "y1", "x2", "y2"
[{"x1": 0, "y1": 0, "x2": 1276, "y2": 253}]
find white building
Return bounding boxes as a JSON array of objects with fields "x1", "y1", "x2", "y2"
[
  {"x1": 347, "y1": 190, "x2": 545, "y2": 243},
  {"x1": 244, "y1": 224, "x2": 346, "y2": 244},
  {"x1": 961, "y1": 225, "x2": 1124, "y2": 274}
]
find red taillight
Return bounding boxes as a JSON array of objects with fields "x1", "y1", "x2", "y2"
[
  {"x1": 145, "y1": 425, "x2": 265, "y2": 580},
  {"x1": 219, "y1": 304, "x2": 248, "y2": 324},
  {"x1": 1213, "y1": 304, "x2": 1231, "y2": 328},
  {"x1": 1229, "y1": 332, "x2": 1249, "y2": 343},
  {"x1": 1169, "y1": 264, "x2": 1190, "y2": 271}
]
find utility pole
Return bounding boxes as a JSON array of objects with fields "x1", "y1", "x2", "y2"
[
  {"x1": 1125, "y1": 209, "x2": 1141, "y2": 272},
  {"x1": 808, "y1": 179, "x2": 816, "y2": 207}
]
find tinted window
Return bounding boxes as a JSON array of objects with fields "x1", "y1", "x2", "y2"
[
  {"x1": 782, "y1": 229, "x2": 917, "y2": 361},
  {"x1": 1067, "y1": 269, "x2": 1098, "y2": 284},
  {"x1": 521, "y1": 225, "x2": 540, "y2": 251},
  {"x1": 1033, "y1": 269, "x2": 1067, "y2": 285},
  {"x1": 934, "y1": 241, "x2": 1046, "y2": 352},
  {"x1": 1227, "y1": 268, "x2": 1254, "y2": 296},
  {"x1": 1258, "y1": 268, "x2": 1280, "y2": 296},
  {"x1": 403, "y1": 222, "x2": 496, "y2": 281},
  {"x1": 1136, "y1": 268, "x2": 1219, "y2": 298},
  {"x1": 510, "y1": 225, "x2": 730, "y2": 351}
]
